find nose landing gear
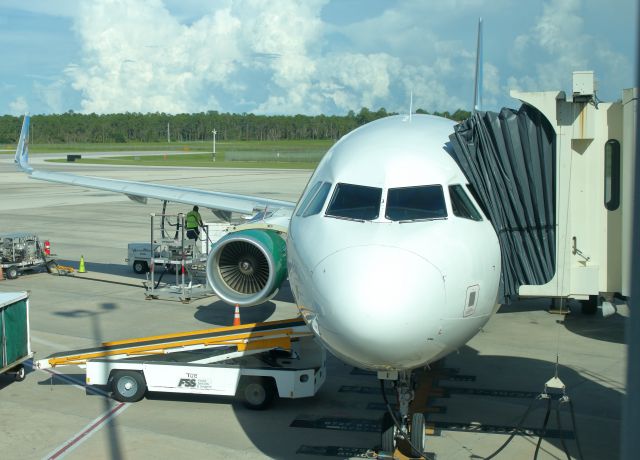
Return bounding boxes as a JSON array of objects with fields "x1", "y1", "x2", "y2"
[{"x1": 379, "y1": 370, "x2": 426, "y2": 458}]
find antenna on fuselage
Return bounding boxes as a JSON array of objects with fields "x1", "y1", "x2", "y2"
[
  {"x1": 472, "y1": 18, "x2": 483, "y2": 113},
  {"x1": 409, "y1": 91, "x2": 413, "y2": 121}
]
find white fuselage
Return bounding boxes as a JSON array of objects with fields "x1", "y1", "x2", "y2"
[{"x1": 287, "y1": 115, "x2": 501, "y2": 371}]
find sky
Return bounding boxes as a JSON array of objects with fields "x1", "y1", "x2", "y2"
[{"x1": 0, "y1": 0, "x2": 636, "y2": 116}]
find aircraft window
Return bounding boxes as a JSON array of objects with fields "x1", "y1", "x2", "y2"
[
  {"x1": 325, "y1": 183, "x2": 382, "y2": 221},
  {"x1": 449, "y1": 185, "x2": 482, "y2": 221},
  {"x1": 295, "y1": 181, "x2": 323, "y2": 217},
  {"x1": 386, "y1": 185, "x2": 447, "y2": 221},
  {"x1": 301, "y1": 182, "x2": 332, "y2": 217},
  {"x1": 465, "y1": 183, "x2": 490, "y2": 221}
]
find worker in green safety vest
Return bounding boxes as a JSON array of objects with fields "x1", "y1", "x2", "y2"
[{"x1": 185, "y1": 205, "x2": 204, "y2": 240}]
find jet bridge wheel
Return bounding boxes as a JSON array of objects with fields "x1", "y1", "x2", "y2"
[
  {"x1": 238, "y1": 377, "x2": 276, "y2": 410},
  {"x1": 111, "y1": 370, "x2": 147, "y2": 402}
]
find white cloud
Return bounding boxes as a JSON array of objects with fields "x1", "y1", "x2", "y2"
[
  {"x1": 9, "y1": 97, "x2": 29, "y2": 115},
  {"x1": 505, "y1": 0, "x2": 632, "y2": 98},
  {"x1": 5, "y1": 0, "x2": 633, "y2": 115}
]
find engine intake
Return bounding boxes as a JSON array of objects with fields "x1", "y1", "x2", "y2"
[{"x1": 206, "y1": 229, "x2": 287, "y2": 306}]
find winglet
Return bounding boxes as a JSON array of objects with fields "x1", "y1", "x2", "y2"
[
  {"x1": 14, "y1": 114, "x2": 32, "y2": 173},
  {"x1": 472, "y1": 18, "x2": 483, "y2": 113}
]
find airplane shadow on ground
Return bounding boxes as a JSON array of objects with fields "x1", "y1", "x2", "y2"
[
  {"x1": 194, "y1": 301, "x2": 277, "y2": 326},
  {"x1": 230, "y1": 348, "x2": 622, "y2": 459},
  {"x1": 194, "y1": 280, "x2": 295, "y2": 326}
]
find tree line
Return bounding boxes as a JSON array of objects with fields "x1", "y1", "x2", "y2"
[{"x1": 0, "y1": 107, "x2": 471, "y2": 144}]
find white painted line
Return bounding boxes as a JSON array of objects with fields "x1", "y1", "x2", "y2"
[
  {"x1": 23, "y1": 361, "x2": 131, "y2": 459},
  {"x1": 31, "y1": 335, "x2": 70, "y2": 349},
  {"x1": 42, "y1": 401, "x2": 129, "y2": 460}
]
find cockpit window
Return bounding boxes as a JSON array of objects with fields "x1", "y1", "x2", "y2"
[
  {"x1": 385, "y1": 185, "x2": 447, "y2": 221},
  {"x1": 326, "y1": 183, "x2": 382, "y2": 221},
  {"x1": 301, "y1": 181, "x2": 332, "y2": 217},
  {"x1": 295, "y1": 181, "x2": 322, "y2": 217},
  {"x1": 449, "y1": 184, "x2": 482, "y2": 221}
]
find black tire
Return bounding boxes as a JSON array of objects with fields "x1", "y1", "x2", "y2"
[
  {"x1": 111, "y1": 371, "x2": 147, "y2": 402},
  {"x1": 133, "y1": 260, "x2": 148, "y2": 274},
  {"x1": 381, "y1": 411, "x2": 396, "y2": 454},
  {"x1": 14, "y1": 365, "x2": 26, "y2": 382},
  {"x1": 581, "y1": 295, "x2": 599, "y2": 315},
  {"x1": 239, "y1": 377, "x2": 276, "y2": 410},
  {"x1": 5, "y1": 266, "x2": 19, "y2": 280},
  {"x1": 410, "y1": 412, "x2": 425, "y2": 457},
  {"x1": 46, "y1": 260, "x2": 58, "y2": 274}
]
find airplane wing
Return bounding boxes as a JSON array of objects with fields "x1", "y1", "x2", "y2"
[{"x1": 14, "y1": 115, "x2": 296, "y2": 216}]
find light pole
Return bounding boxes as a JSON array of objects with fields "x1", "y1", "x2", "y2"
[{"x1": 212, "y1": 129, "x2": 217, "y2": 162}]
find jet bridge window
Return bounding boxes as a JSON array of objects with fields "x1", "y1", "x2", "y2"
[
  {"x1": 449, "y1": 185, "x2": 482, "y2": 221},
  {"x1": 325, "y1": 183, "x2": 382, "y2": 221},
  {"x1": 604, "y1": 139, "x2": 621, "y2": 211},
  {"x1": 385, "y1": 185, "x2": 447, "y2": 221}
]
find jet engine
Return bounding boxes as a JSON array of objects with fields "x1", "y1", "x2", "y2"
[{"x1": 206, "y1": 229, "x2": 288, "y2": 307}]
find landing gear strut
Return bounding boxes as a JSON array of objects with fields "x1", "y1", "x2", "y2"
[{"x1": 380, "y1": 370, "x2": 425, "y2": 458}]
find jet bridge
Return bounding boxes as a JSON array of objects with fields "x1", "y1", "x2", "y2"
[{"x1": 449, "y1": 71, "x2": 636, "y2": 307}]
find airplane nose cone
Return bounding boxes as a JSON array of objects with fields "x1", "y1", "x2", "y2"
[{"x1": 310, "y1": 245, "x2": 447, "y2": 370}]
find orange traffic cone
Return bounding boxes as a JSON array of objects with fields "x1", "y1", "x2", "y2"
[{"x1": 233, "y1": 304, "x2": 241, "y2": 326}]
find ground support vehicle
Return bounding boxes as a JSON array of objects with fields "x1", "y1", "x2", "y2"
[
  {"x1": 0, "y1": 232, "x2": 56, "y2": 279},
  {"x1": 36, "y1": 317, "x2": 326, "y2": 409},
  {"x1": 0, "y1": 292, "x2": 32, "y2": 381},
  {"x1": 130, "y1": 215, "x2": 232, "y2": 302}
]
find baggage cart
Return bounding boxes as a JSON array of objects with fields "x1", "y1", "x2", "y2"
[{"x1": 0, "y1": 292, "x2": 32, "y2": 381}]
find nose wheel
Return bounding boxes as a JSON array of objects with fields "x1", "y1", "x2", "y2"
[{"x1": 379, "y1": 371, "x2": 426, "y2": 458}]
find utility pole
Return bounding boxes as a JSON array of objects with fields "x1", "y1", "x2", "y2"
[
  {"x1": 167, "y1": 122, "x2": 170, "y2": 143},
  {"x1": 212, "y1": 129, "x2": 217, "y2": 162}
]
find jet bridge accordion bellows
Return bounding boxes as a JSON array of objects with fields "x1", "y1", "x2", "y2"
[{"x1": 448, "y1": 105, "x2": 556, "y2": 303}]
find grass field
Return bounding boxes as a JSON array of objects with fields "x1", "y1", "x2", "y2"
[{"x1": 1, "y1": 139, "x2": 334, "y2": 169}]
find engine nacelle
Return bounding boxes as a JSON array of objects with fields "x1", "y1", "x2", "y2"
[{"x1": 206, "y1": 229, "x2": 287, "y2": 307}]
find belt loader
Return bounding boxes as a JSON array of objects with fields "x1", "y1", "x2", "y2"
[{"x1": 36, "y1": 318, "x2": 326, "y2": 409}]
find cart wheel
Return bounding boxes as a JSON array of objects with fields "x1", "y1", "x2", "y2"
[
  {"x1": 46, "y1": 260, "x2": 58, "y2": 274},
  {"x1": 239, "y1": 377, "x2": 276, "y2": 410},
  {"x1": 133, "y1": 260, "x2": 148, "y2": 274},
  {"x1": 111, "y1": 371, "x2": 147, "y2": 402},
  {"x1": 14, "y1": 365, "x2": 26, "y2": 382},
  {"x1": 5, "y1": 266, "x2": 19, "y2": 280},
  {"x1": 380, "y1": 411, "x2": 397, "y2": 454}
]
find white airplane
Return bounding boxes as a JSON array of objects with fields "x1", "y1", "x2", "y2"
[
  {"x1": 14, "y1": 111, "x2": 500, "y2": 451},
  {"x1": 13, "y1": 21, "x2": 500, "y2": 456}
]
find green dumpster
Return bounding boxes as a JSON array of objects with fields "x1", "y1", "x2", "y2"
[{"x1": 0, "y1": 291, "x2": 32, "y2": 381}]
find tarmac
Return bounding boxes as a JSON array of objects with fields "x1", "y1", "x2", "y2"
[{"x1": 0, "y1": 154, "x2": 627, "y2": 459}]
